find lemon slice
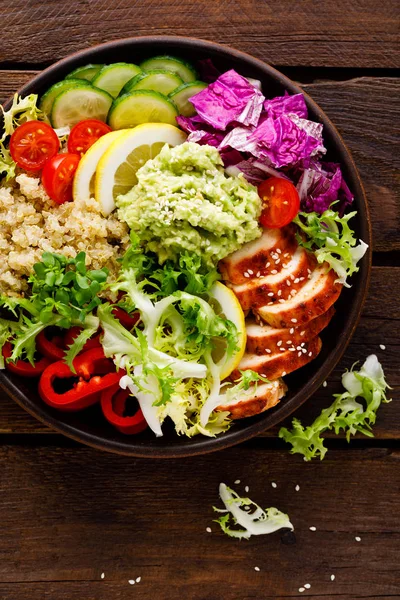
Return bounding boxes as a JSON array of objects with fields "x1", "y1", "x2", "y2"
[
  {"x1": 73, "y1": 130, "x2": 126, "y2": 202},
  {"x1": 208, "y1": 281, "x2": 246, "y2": 380},
  {"x1": 95, "y1": 123, "x2": 187, "y2": 216}
]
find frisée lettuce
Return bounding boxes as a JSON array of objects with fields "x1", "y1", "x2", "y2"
[{"x1": 279, "y1": 355, "x2": 390, "y2": 461}]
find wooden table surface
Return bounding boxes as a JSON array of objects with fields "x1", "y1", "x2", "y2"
[{"x1": 0, "y1": 2, "x2": 399, "y2": 599}]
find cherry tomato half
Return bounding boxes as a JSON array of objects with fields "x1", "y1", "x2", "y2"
[
  {"x1": 9, "y1": 120, "x2": 59, "y2": 171},
  {"x1": 41, "y1": 153, "x2": 80, "y2": 204},
  {"x1": 67, "y1": 119, "x2": 112, "y2": 156},
  {"x1": 258, "y1": 177, "x2": 300, "y2": 229}
]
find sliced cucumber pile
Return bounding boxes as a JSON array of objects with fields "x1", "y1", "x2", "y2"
[
  {"x1": 108, "y1": 90, "x2": 178, "y2": 129},
  {"x1": 92, "y1": 62, "x2": 142, "y2": 98},
  {"x1": 140, "y1": 55, "x2": 198, "y2": 83},
  {"x1": 169, "y1": 81, "x2": 207, "y2": 117},
  {"x1": 65, "y1": 64, "x2": 104, "y2": 82},
  {"x1": 51, "y1": 87, "x2": 113, "y2": 128},
  {"x1": 40, "y1": 55, "x2": 207, "y2": 128},
  {"x1": 122, "y1": 70, "x2": 184, "y2": 96}
]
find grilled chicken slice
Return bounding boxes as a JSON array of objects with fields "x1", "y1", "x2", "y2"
[
  {"x1": 227, "y1": 246, "x2": 316, "y2": 310},
  {"x1": 231, "y1": 336, "x2": 322, "y2": 381},
  {"x1": 255, "y1": 266, "x2": 342, "y2": 328},
  {"x1": 246, "y1": 307, "x2": 335, "y2": 355},
  {"x1": 219, "y1": 225, "x2": 297, "y2": 285},
  {"x1": 216, "y1": 379, "x2": 287, "y2": 419}
]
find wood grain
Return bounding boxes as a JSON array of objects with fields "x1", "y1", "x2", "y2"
[
  {"x1": 1, "y1": 71, "x2": 398, "y2": 252},
  {"x1": 0, "y1": 267, "x2": 398, "y2": 438},
  {"x1": 0, "y1": 444, "x2": 398, "y2": 599},
  {"x1": 0, "y1": 0, "x2": 398, "y2": 69}
]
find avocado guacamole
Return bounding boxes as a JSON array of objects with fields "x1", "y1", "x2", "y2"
[{"x1": 116, "y1": 142, "x2": 262, "y2": 266}]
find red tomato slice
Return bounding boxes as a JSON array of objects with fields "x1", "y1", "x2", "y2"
[
  {"x1": 67, "y1": 119, "x2": 112, "y2": 156},
  {"x1": 41, "y1": 153, "x2": 80, "y2": 204},
  {"x1": 258, "y1": 177, "x2": 300, "y2": 229},
  {"x1": 9, "y1": 120, "x2": 59, "y2": 171}
]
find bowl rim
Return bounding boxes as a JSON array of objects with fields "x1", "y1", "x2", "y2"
[{"x1": 0, "y1": 35, "x2": 372, "y2": 457}]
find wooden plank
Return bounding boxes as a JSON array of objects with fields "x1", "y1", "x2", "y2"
[
  {"x1": 0, "y1": 1, "x2": 399, "y2": 69},
  {"x1": 0, "y1": 444, "x2": 398, "y2": 598},
  {"x1": 0, "y1": 267, "x2": 398, "y2": 438},
  {"x1": 1, "y1": 72, "x2": 398, "y2": 252}
]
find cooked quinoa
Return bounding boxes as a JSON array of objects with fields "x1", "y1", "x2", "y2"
[{"x1": 0, "y1": 173, "x2": 130, "y2": 297}]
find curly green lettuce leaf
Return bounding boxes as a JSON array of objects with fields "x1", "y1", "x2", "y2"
[
  {"x1": 293, "y1": 209, "x2": 368, "y2": 287},
  {"x1": 0, "y1": 141, "x2": 16, "y2": 181},
  {"x1": 63, "y1": 314, "x2": 100, "y2": 370},
  {"x1": 1, "y1": 93, "x2": 43, "y2": 141},
  {"x1": 279, "y1": 354, "x2": 390, "y2": 460},
  {"x1": 213, "y1": 483, "x2": 293, "y2": 540}
]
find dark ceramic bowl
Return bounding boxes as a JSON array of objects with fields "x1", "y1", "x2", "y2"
[{"x1": 0, "y1": 36, "x2": 371, "y2": 457}]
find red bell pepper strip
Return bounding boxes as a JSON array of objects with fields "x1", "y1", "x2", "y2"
[
  {"x1": 101, "y1": 383, "x2": 147, "y2": 435},
  {"x1": 36, "y1": 329, "x2": 65, "y2": 361},
  {"x1": 63, "y1": 326, "x2": 102, "y2": 352},
  {"x1": 39, "y1": 348, "x2": 123, "y2": 411},
  {"x1": 2, "y1": 342, "x2": 51, "y2": 377},
  {"x1": 112, "y1": 307, "x2": 140, "y2": 330}
]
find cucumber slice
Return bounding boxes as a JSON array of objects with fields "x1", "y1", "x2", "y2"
[
  {"x1": 108, "y1": 90, "x2": 178, "y2": 129},
  {"x1": 39, "y1": 79, "x2": 92, "y2": 122},
  {"x1": 92, "y1": 63, "x2": 142, "y2": 98},
  {"x1": 121, "y1": 70, "x2": 184, "y2": 96},
  {"x1": 66, "y1": 64, "x2": 104, "y2": 82},
  {"x1": 140, "y1": 56, "x2": 197, "y2": 83},
  {"x1": 51, "y1": 86, "x2": 113, "y2": 128},
  {"x1": 169, "y1": 81, "x2": 207, "y2": 117}
]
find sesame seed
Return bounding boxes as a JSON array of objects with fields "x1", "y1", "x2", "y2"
[
  {"x1": 307, "y1": 268, "x2": 312, "y2": 274},
  {"x1": 323, "y1": 381, "x2": 327, "y2": 387},
  {"x1": 291, "y1": 318, "x2": 297, "y2": 323},
  {"x1": 279, "y1": 299, "x2": 286, "y2": 303},
  {"x1": 266, "y1": 349, "x2": 272, "y2": 353},
  {"x1": 244, "y1": 272, "x2": 250, "y2": 278},
  {"x1": 280, "y1": 347, "x2": 286, "y2": 352},
  {"x1": 296, "y1": 346, "x2": 302, "y2": 351},
  {"x1": 282, "y1": 263, "x2": 288, "y2": 268},
  {"x1": 298, "y1": 352, "x2": 302, "y2": 357},
  {"x1": 290, "y1": 328, "x2": 294, "y2": 334},
  {"x1": 309, "y1": 526, "x2": 316, "y2": 531},
  {"x1": 284, "y1": 252, "x2": 290, "y2": 258},
  {"x1": 299, "y1": 588, "x2": 305, "y2": 593},
  {"x1": 300, "y1": 331, "x2": 305, "y2": 336},
  {"x1": 299, "y1": 277, "x2": 305, "y2": 281},
  {"x1": 245, "y1": 486, "x2": 249, "y2": 493},
  {"x1": 101, "y1": 573, "x2": 105, "y2": 579},
  {"x1": 380, "y1": 344, "x2": 386, "y2": 350},
  {"x1": 287, "y1": 340, "x2": 292, "y2": 344},
  {"x1": 268, "y1": 292, "x2": 274, "y2": 297},
  {"x1": 136, "y1": 577, "x2": 141, "y2": 583},
  {"x1": 277, "y1": 248, "x2": 282, "y2": 254},
  {"x1": 235, "y1": 479, "x2": 241, "y2": 484},
  {"x1": 206, "y1": 527, "x2": 212, "y2": 533},
  {"x1": 304, "y1": 584, "x2": 311, "y2": 589},
  {"x1": 268, "y1": 301, "x2": 274, "y2": 305},
  {"x1": 256, "y1": 271, "x2": 261, "y2": 277},
  {"x1": 271, "y1": 482, "x2": 277, "y2": 488},
  {"x1": 286, "y1": 280, "x2": 291, "y2": 286},
  {"x1": 308, "y1": 351, "x2": 313, "y2": 357},
  {"x1": 277, "y1": 341, "x2": 282, "y2": 347},
  {"x1": 248, "y1": 269, "x2": 254, "y2": 275},
  {"x1": 271, "y1": 270, "x2": 278, "y2": 274},
  {"x1": 254, "y1": 566, "x2": 260, "y2": 572},
  {"x1": 290, "y1": 274, "x2": 295, "y2": 280},
  {"x1": 355, "y1": 536, "x2": 361, "y2": 542},
  {"x1": 129, "y1": 580, "x2": 135, "y2": 585},
  {"x1": 289, "y1": 347, "x2": 295, "y2": 352},
  {"x1": 265, "y1": 262, "x2": 271, "y2": 268},
  {"x1": 281, "y1": 371, "x2": 286, "y2": 376},
  {"x1": 275, "y1": 258, "x2": 281, "y2": 264},
  {"x1": 277, "y1": 289, "x2": 282, "y2": 296},
  {"x1": 331, "y1": 574, "x2": 335, "y2": 581},
  {"x1": 295, "y1": 484, "x2": 300, "y2": 491}
]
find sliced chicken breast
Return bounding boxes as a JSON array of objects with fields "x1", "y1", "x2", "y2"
[
  {"x1": 216, "y1": 379, "x2": 287, "y2": 419},
  {"x1": 227, "y1": 246, "x2": 316, "y2": 310},
  {"x1": 231, "y1": 336, "x2": 322, "y2": 381},
  {"x1": 255, "y1": 266, "x2": 342, "y2": 328},
  {"x1": 219, "y1": 225, "x2": 297, "y2": 285},
  {"x1": 246, "y1": 307, "x2": 335, "y2": 355}
]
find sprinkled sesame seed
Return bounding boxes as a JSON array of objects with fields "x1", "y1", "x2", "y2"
[
  {"x1": 101, "y1": 573, "x2": 105, "y2": 579},
  {"x1": 291, "y1": 318, "x2": 297, "y2": 323},
  {"x1": 265, "y1": 262, "x2": 271, "y2": 268},
  {"x1": 277, "y1": 248, "x2": 282, "y2": 254},
  {"x1": 248, "y1": 269, "x2": 254, "y2": 275},
  {"x1": 331, "y1": 574, "x2": 335, "y2": 581},
  {"x1": 281, "y1": 371, "x2": 286, "y2": 376},
  {"x1": 206, "y1": 527, "x2": 212, "y2": 533},
  {"x1": 254, "y1": 566, "x2": 260, "y2": 572},
  {"x1": 323, "y1": 381, "x2": 327, "y2": 387},
  {"x1": 268, "y1": 301, "x2": 274, "y2": 305},
  {"x1": 277, "y1": 340, "x2": 282, "y2": 347},
  {"x1": 284, "y1": 252, "x2": 290, "y2": 258},
  {"x1": 308, "y1": 351, "x2": 313, "y2": 357},
  {"x1": 235, "y1": 479, "x2": 241, "y2": 484},
  {"x1": 280, "y1": 347, "x2": 286, "y2": 352},
  {"x1": 380, "y1": 344, "x2": 386, "y2": 350},
  {"x1": 298, "y1": 352, "x2": 302, "y2": 357},
  {"x1": 289, "y1": 347, "x2": 296, "y2": 352},
  {"x1": 129, "y1": 580, "x2": 135, "y2": 585},
  {"x1": 290, "y1": 274, "x2": 295, "y2": 280},
  {"x1": 296, "y1": 346, "x2": 302, "y2": 351},
  {"x1": 244, "y1": 272, "x2": 250, "y2": 278},
  {"x1": 300, "y1": 331, "x2": 305, "y2": 336},
  {"x1": 275, "y1": 258, "x2": 281, "y2": 264},
  {"x1": 271, "y1": 269, "x2": 278, "y2": 274},
  {"x1": 256, "y1": 271, "x2": 261, "y2": 277},
  {"x1": 279, "y1": 299, "x2": 286, "y2": 303},
  {"x1": 309, "y1": 526, "x2": 317, "y2": 531},
  {"x1": 304, "y1": 584, "x2": 311, "y2": 589},
  {"x1": 286, "y1": 279, "x2": 291, "y2": 286},
  {"x1": 287, "y1": 340, "x2": 292, "y2": 344},
  {"x1": 299, "y1": 588, "x2": 305, "y2": 593},
  {"x1": 277, "y1": 289, "x2": 282, "y2": 296},
  {"x1": 290, "y1": 328, "x2": 294, "y2": 334},
  {"x1": 136, "y1": 577, "x2": 141, "y2": 583},
  {"x1": 295, "y1": 484, "x2": 300, "y2": 491},
  {"x1": 355, "y1": 536, "x2": 361, "y2": 542},
  {"x1": 268, "y1": 292, "x2": 274, "y2": 297},
  {"x1": 271, "y1": 482, "x2": 277, "y2": 488},
  {"x1": 245, "y1": 486, "x2": 249, "y2": 493},
  {"x1": 302, "y1": 348, "x2": 307, "y2": 354}
]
